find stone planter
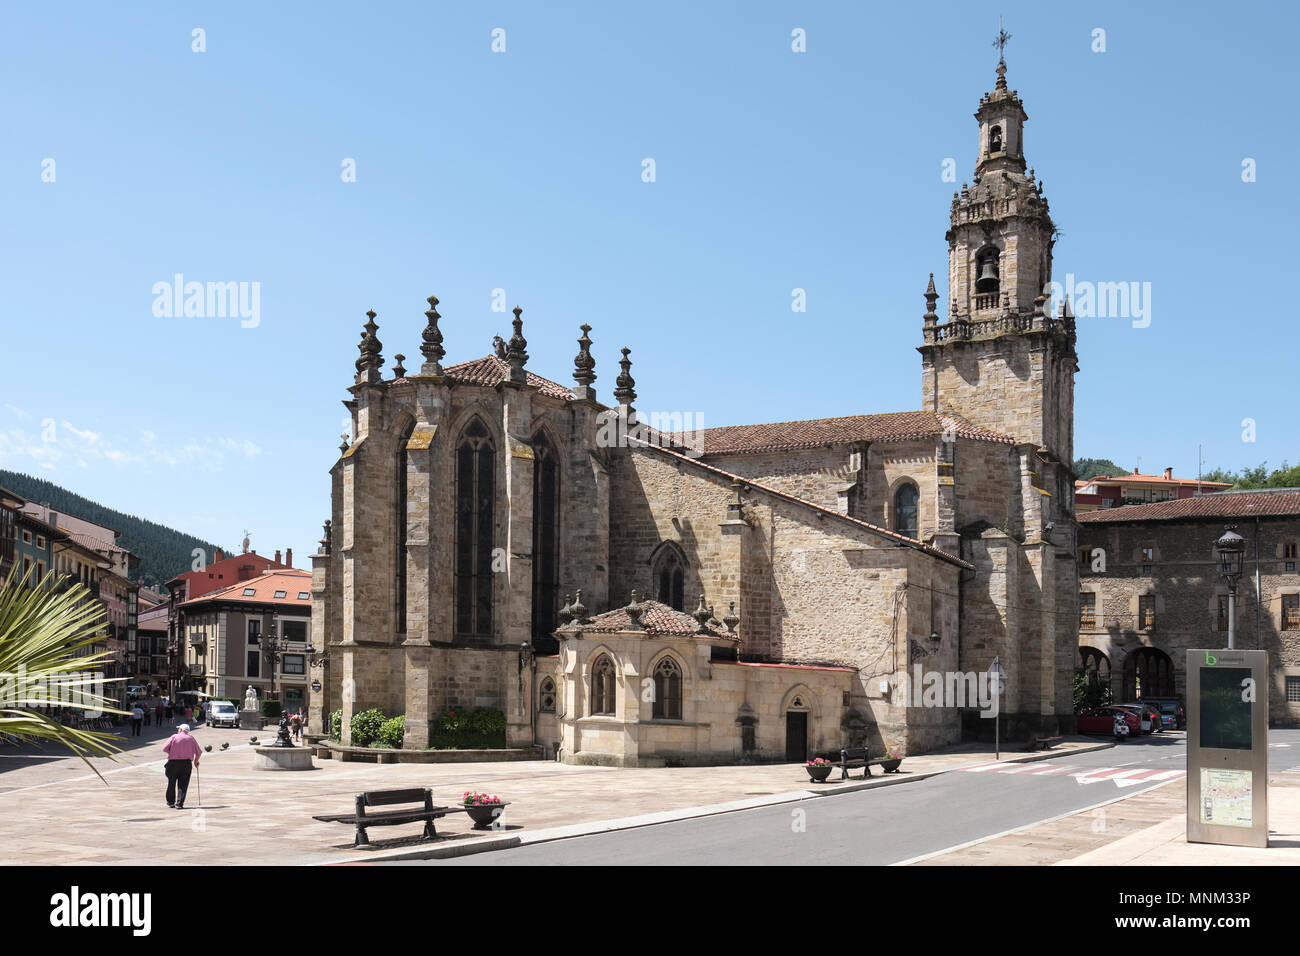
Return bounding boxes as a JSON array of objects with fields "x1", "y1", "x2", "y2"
[
  {"x1": 880, "y1": 758, "x2": 903, "y2": 774},
  {"x1": 806, "y1": 763, "x2": 834, "y2": 783},
  {"x1": 463, "y1": 801, "x2": 510, "y2": 830},
  {"x1": 252, "y1": 745, "x2": 315, "y2": 771}
]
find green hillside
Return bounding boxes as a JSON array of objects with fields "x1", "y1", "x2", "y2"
[{"x1": 0, "y1": 469, "x2": 227, "y2": 591}]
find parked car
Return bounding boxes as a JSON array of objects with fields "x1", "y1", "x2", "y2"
[
  {"x1": 1115, "y1": 703, "x2": 1162, "y2": 734},
  {"x1": 208, "y1": 700, "x2": 239, "y2": 728},
  {"x1": 1077, "y1": 706, "x2": 1142, "y2": 739},
  {"x1": 1142, "y1": 697, "x2": 1185, "y2": 730}
]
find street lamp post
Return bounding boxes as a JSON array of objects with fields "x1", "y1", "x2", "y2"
[
  {"x1": 261, "y1": 622, "x2": 287, "y2": 705},
  {"x1": 1215, "y1": 528, "x2": 1247, "y2": 650}
]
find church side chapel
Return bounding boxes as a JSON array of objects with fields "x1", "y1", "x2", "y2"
[{"x1": 311, "y1": 53, "x2": 1080, "y2": 766}]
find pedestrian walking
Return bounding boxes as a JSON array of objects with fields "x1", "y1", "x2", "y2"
[
  {"x1": 289, "y1": 710, "x2": 302, "y2": 743},
  {"x1": 165, "y1": 700, "x2": 174, "y2": 721},
  {"x1": 156, "y1": 702, "x2": 165, "y2": 725},
  {"x1": 131, "y1": 702, "x2": 144, "y2": 737},
  {"x1": 162, "y1": 723, "x2": 202, "y2": 809}
]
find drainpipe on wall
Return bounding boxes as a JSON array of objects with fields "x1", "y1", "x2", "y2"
[{"x1": 1255, "y1": 517, "x2": 1261, "y2": 648}]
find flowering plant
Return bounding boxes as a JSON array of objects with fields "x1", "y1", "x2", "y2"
[
  {"x1": 463, "y1": 791, "x2": 503, "y2": 806},
  {"x1": 881, "y1": 750, "x2": 903, "y2": 761},
  {"x1": 806, "y1": 757, "x2": 831, "y2": 766}
]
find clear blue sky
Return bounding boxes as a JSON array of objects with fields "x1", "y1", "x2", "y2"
[{"x1": 2, "y1": 1, "x2": 1296, "y2": 562}]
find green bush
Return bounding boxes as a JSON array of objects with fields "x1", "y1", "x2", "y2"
[
  {"x1": 379, "y1": 715, "x2": 405, "y2": 749},
  {"x1": 350, "y1": 708, "x2": 386, "y2": 747},
  {"x1": 329, "y1": 709, "x2": 342, "y2": 741},
  {"x1": 260, "y1": 699, "x2": 282, "y2": 719},
  {"x1": 436, "y1": 707, "x2": 506, "y2": 736}
]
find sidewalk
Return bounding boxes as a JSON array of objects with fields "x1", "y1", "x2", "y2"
[{"x1": 0, "y1": 728, "x2": 1107, "y2": 865}]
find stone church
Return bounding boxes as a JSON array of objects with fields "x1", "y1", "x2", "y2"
[{"x1": 310, "y1": 59, "x2": 1081, "y2": 765}]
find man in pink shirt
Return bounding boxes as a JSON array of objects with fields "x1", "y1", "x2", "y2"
[{"x1": 162, "y1": 723, "x2": 202, "y2": 809}]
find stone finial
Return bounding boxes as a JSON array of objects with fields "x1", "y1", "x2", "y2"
[
  {"x1": 557, "y1": 594, "x2": 574, "y2": 626},
  {"x1": 693, "y1": 594, "x2": 711, "y2": 633},
  {"x1": 727, "y1": 479, "x2": 744, "y2": 521},
  {"x1": 506, "y1": 306, "x2": 529, "y2": 383},
  {"x1": 420, "y1": 295, "x2": 446, "y2": 374},
  {"x1": 573, "y1": 324, "x2": 596, "y2": 388},
  {"x1": 493, "y1": 335, "x2": 507, "y2": 359},
  {"x1": 355, "y1": 309, "x2": 384, "y2": 385},
  {"x1": 995, "y1": 60, "x2": 1008, "y2": 92},
  {"x1": 320, "y1": 519, "x2": 332, "y2": 556},
  {"x1": 570, "y1": 589, "x2": 588, "y2": 625},
  {"x1": 625, "y1": 589, "x2": 645, "y2": 630},
  {"x1": 393, "y1": 354, "x2": 406, "y2": 378},
  {"x1": 339, "y1": 430, "x2": 350, "y2": 454},
  {"x1": 723, "y1": 601, "x2": 739, "y2": 634},
  {"x1": 923, "y1": 273, "x2": 939, "y2": 328},
  {"x1": 613, "y1": 347, "x2": 637, "y2": 405}
]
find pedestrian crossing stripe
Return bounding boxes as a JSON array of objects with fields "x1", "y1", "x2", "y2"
[{"x1": 961, "y1": 761, "x2": 1186, "y2": 785}]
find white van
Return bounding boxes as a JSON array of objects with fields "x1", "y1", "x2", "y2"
[{"x1": 208, "y1": 700, "x2": 239, "y2": 728}]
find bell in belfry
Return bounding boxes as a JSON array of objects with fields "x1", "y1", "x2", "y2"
[{"x1": 976, "y1": 257, "x2": 999, "y2": 293}]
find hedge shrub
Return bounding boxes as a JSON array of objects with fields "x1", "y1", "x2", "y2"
[
  {"x1": 350, "y1": 708, "x2": 386, "y2": 748},
  {"x1": 428, "y1": 707, "x2": 506, "y2": 749},
  {"x1": 260, "y1": 699, "x2": 282, "y2": 719},
  {"x1": 379, "y1": 715, "x2": 405, "y2": 749},
  {"x1": 329, "y1": 709, "x2": 342, "y2": 741}
]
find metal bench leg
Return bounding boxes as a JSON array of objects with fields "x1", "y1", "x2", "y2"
[
  {"x1": 354, "y1": 794, "x2": 369, "y2": 846},
  {"x1": 864, "y1": 763, "x2": 873, "y2": 778},
  {"x1": 423, "y1": 816, "x2": 437, "y2": 841}
]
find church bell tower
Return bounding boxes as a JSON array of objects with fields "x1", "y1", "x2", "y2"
[{"x1": 918, "y1": 48, "x2": 1077, "y2": 467}]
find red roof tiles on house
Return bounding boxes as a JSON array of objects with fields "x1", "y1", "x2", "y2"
[
  {"x1": 1077, "y1": 490, "x2": 1300, "y2": 524},
  {"x1": 1075, "y1": 474, "x2": 1232, "y2": 489},
  {"x1": 677, "y1": 411, "x2": 1014, "y2": 457},
  {"x1": 179, "y1": 568, "x2": 313, "y2": 608}
]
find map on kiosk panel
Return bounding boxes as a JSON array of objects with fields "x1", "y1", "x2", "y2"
[{"x1": 1201, "y1": 768, "x2": 1253, "y2": 828}]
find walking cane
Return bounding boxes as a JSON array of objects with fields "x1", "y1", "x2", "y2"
[{"x1": 195, "y1": 761, "x2": 201, "y2": 809}]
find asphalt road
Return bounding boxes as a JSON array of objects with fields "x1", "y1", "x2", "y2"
[{"x1": 404, "y1": 730, "x2": 1300, "y2": 866}]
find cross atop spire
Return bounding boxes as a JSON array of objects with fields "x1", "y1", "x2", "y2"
[{"x1": 992, "y1": 17, "x2": 1011, "y2": 67}]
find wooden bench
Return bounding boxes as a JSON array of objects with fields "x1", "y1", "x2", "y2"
[
  {"x1": 312, "y1": 787, "x2": 465, "y2": 846},
  {"x1": 1024, "y1": 734, "x2": 1063, "y2": 752},
  {"x1": 838, "y1": 747, "x2": 893, "y2": 780}
]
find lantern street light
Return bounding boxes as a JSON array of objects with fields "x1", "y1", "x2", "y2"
[
  {"x1": 1215, "y1": 528, "x2": 1247, "y2": 650},
  {"x1": 261, "y1": 622, "x2": 289, "y2": 707}
]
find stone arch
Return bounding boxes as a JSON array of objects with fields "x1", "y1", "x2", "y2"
[
  {"x1": 538, "y1": 676, "x2": 556, "y2": 714},
  {"x1": 1078, "y1": 645, "x2": 1112, "y2": 707},
  {"x1": 587, "y1": 649, "x2": 619, "y2": 717},
  {"x1": 453, "y1": 414, "x2": 498, "y2": 640},
  {"x1": 648, "y1": 651, "x2": 685, "y2": 720},
  {"x1": 889, "y1": 478, "x2": 921, "y2": 540},
  {"x1": 649, "y1": 540, "x2": 688, "y2": 611},
  {"x1": 1123, "y1": 646, "x2": 1174, "y2": 700},
  {"x1": 780, "y1": 684, "x2": 816, "y2": 717}
]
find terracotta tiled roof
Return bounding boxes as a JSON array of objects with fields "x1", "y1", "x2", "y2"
[
  {"x1": 567, "y1": 599, "x2": 738, "y2": 639},
  {"x1": 675, "y1": 411, "x2": 1014, "y2": 457},
  {"x1": 1078, "y1": 490, "x2": 1300, "y2": 524},
  {"x1": 180, "y1": 568, "x2": 313, "y2": 608},
  {"x1": 435, "y1": 355, "x2": 575, "y2": 401},
  {"x1": 65, "y1": 532, "x2": 125, "y2": 554}
]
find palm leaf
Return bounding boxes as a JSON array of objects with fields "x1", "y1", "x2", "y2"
[{"x1": 0, "y1": 566, "x2": 128, "y2": 781}]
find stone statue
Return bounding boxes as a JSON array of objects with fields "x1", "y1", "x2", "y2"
[{"x1": 244, "y1": 685, "x2": 259, "y2": 711}]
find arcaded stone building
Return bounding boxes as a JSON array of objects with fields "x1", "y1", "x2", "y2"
[
  {"x1": 312, "y1": 59, "x2": 1082, "y2": 763},
  {"x1": 1077, "y1": 490, "x2": 1300, "y2": 726}
]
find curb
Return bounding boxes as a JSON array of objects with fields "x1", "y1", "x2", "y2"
[{"x1": 334, "y1": 741, "x2": 1116, "y2": 864}]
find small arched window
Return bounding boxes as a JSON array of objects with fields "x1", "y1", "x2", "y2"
[
  {"x1": 591, "y1": 655, "x2": 616, "y2": 716},
  {"x1": 894, "y1": 483, "x2": 919, "y2": 539},
  {"x1": 989, "y1": 124, "x2": 1003, "y2": 154},
  {"x1": 652, "y1": 657, "x2": 682, "y2": 720},
  {"x1": 653, "y1": 545, "x2": 686, "y2": 611},
  {"x1": 538, "y1": 677, "x2": 556, "y2": 714}
]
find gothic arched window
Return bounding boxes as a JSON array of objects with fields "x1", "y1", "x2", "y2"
[
  {"x1": 894, "y1": 483, "x2": 919, "y2": 539},
  {"x1": 455, "y1": 418, "x2": 495, "y2": 639},
  {"x1": 531, "y1": 430, "x2": 560, "y2": 653},
  {"x1": 395, "y1": 421, "x2": 414, "y2": 634},
  {"x1": 652, "y1": 656, "x2": 682, "y2": 720},
  {"x1": 653, "y1": 545, "x2": 686, "y2": 611},
  {"x1": 538, "y1": 677, "x2": 556, "y2": 714},
  {"x1": 591, "y1": 655, "x2": 616, "y2": 716}
]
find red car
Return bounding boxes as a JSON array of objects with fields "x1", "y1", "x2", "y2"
[{"x1": 1077, "y1": 706, "x2": 1142, "y2": 739}]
